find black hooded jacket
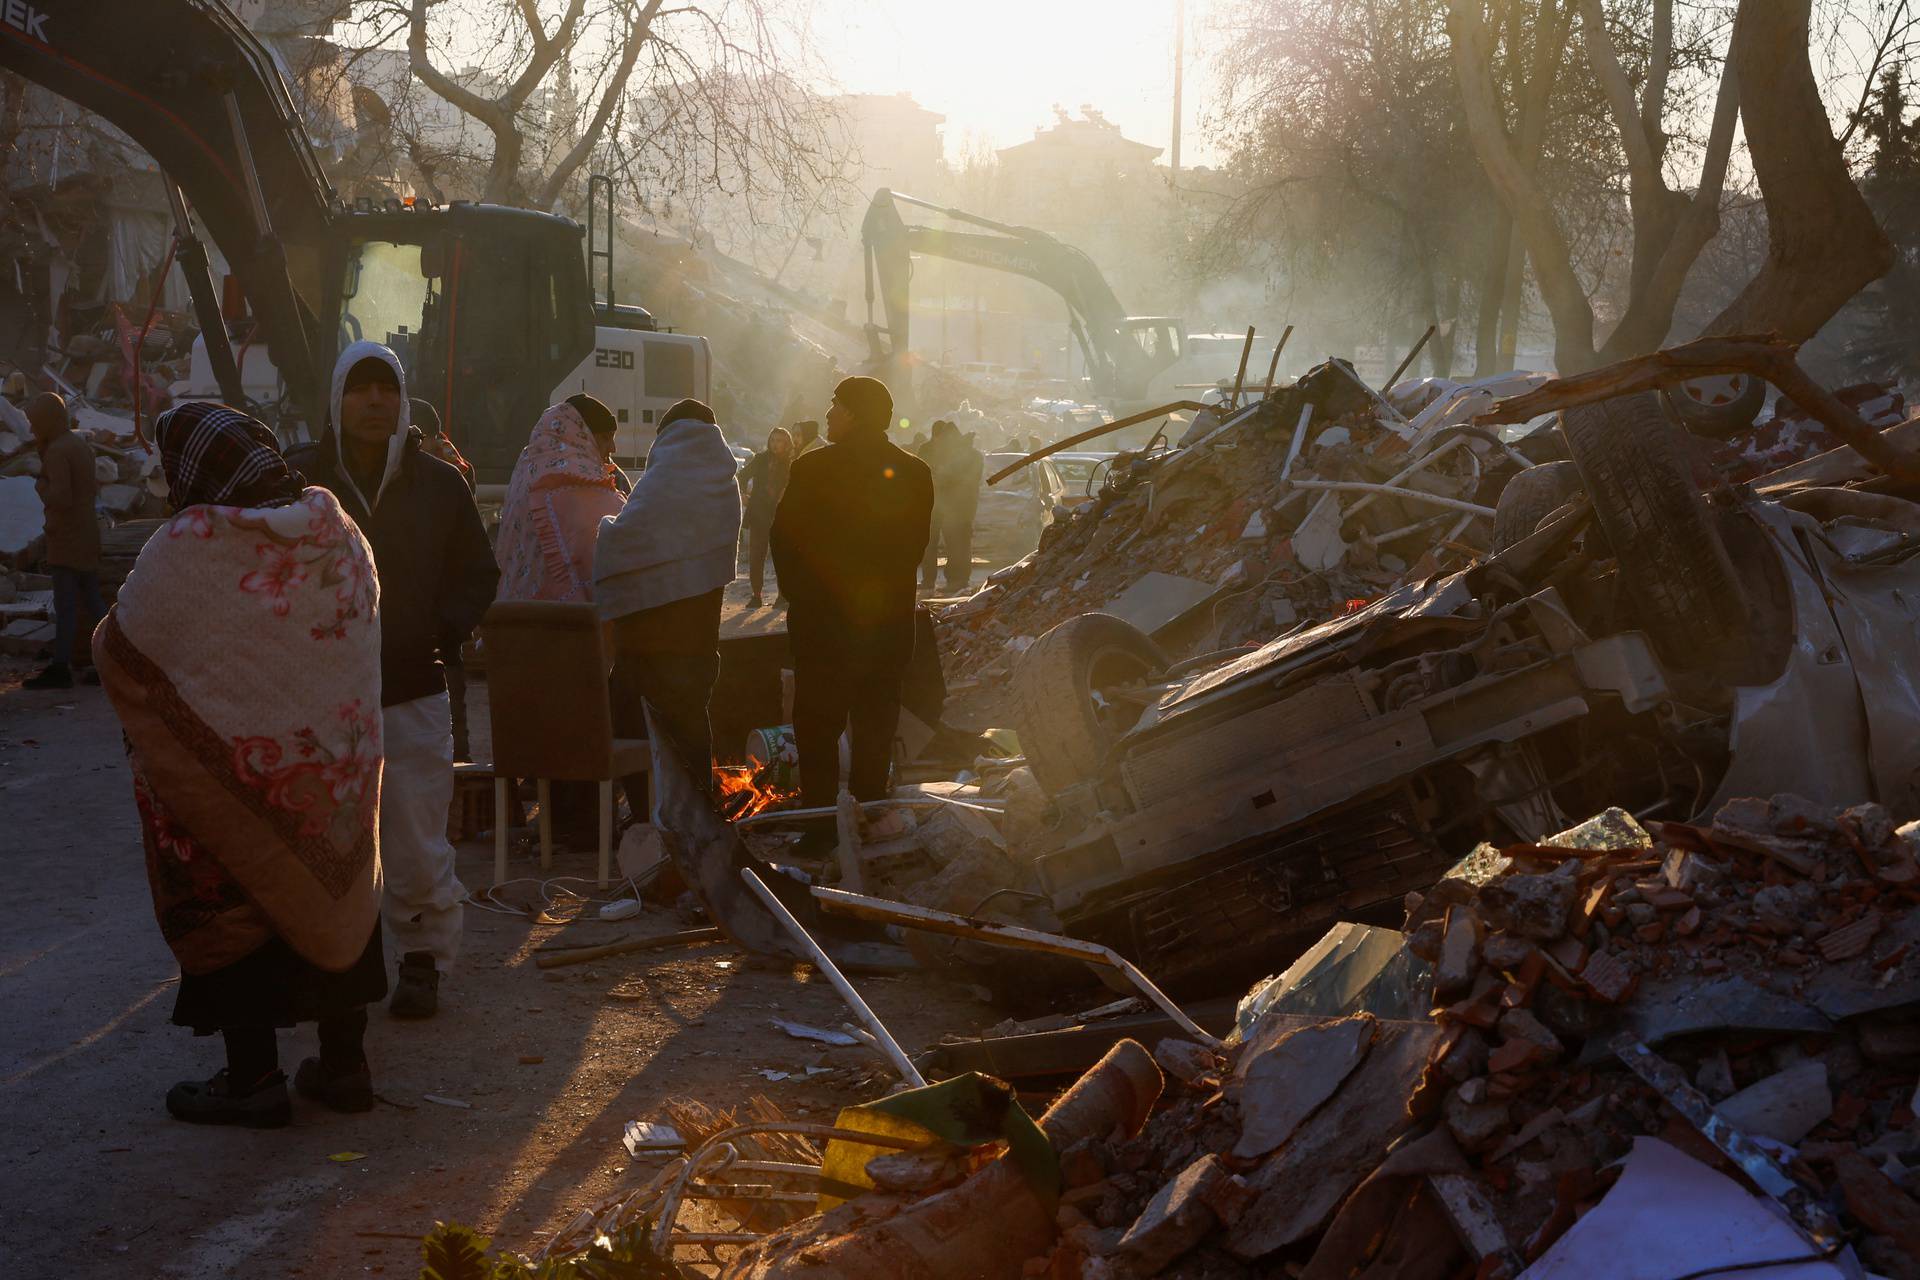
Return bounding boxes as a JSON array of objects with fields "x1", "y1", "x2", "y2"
[{"x1": 288, "y1": 426, "x2": 499, "y2": 707}]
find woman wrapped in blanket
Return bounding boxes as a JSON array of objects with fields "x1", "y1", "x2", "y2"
[{"x1": 93, "y1": 402, "x2": 387, "y2": 1128}]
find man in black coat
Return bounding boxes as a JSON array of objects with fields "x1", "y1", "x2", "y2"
[
  {"x1": 287, "y1": 341, "x2": 498, "y2": 1020},
  {"x1": 771, "y1": 376, "x2": 933, "y2": 808}
]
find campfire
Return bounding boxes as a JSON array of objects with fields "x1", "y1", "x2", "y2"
[{"x1": 712, "y1": 764, "x2": 797, "y2": 821}]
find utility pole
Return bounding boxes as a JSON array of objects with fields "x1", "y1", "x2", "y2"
[{"x1": 1169, "y1": 0, "x2": 1185, "y2": 180}]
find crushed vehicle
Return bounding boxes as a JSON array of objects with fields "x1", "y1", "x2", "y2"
[
  {"x1": 1002, "y1": 391, "x2": 1920, "y2": 989},
  {"x1": 973, "y1": 451, "x2": 1069, "y2": 568}
]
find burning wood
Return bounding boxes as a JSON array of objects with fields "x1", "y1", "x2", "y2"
[{"x1": 714, "y1": 763, "x2": 798, "y2": 821}]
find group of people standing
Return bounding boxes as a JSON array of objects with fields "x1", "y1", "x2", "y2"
[{"x1": 57, "y1": 333, "x2": 936, "y2": 1127}]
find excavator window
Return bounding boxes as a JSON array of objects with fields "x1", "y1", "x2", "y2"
[{"x1": 339, "y1": 238, "x2": 444, "y2": 373}]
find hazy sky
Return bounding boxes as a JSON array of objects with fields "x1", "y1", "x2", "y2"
[{"x1": 814, "y1": 0, "x2": 1217, "y2": 166}]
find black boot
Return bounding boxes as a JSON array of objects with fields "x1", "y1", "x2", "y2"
[
  {"x1": 165, "y1": 1069, "x2": 291, "y2": 1128},
  {"x1": 389, "y1": 951, "x2": 440, "y2": 1019},
  {"x1": 294, "y1": 1057, "x2": 374, "y2": 1112},
  {"x1": 297, "y1": 1007, "x2": 374, "y2": 1110},
  {"x1": 23, "y1": 662, "x2": 72, "y2": 690}
]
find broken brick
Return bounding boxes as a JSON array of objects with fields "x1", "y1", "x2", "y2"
[
  {"x1": 1817, "y1": 915, "x2": 1882, "y2": 963},
  {"x1": 1579, "y1": 950, "x2": 1635, "y2": 1003},
  {"x1": 1487, "y1": 1037, "x2": 1545, "y2": 1075},
  {"x1": 1834, "y1": 1150, "x2": 1920, "y2": 1255}
]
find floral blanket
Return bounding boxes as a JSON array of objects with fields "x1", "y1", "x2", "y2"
[{"x1": 94, "y1": 489, "x2": 383, "y2": 974}]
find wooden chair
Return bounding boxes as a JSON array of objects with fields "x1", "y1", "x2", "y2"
[{"x1": 479, "y1": 601, "x2": 648, "y2": 887}]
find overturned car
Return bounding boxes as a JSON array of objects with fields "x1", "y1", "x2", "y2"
[{"x1": 1004, "y1": 392, "x2": 1920, "y2": 988}]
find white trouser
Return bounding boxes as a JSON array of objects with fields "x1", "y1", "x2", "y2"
[{"x1": 380, "y1": 691, "x2": 465, "y2": 969}]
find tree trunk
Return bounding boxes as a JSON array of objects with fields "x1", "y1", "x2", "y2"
[
  {"x1": 1473, "y1": 211, "x2": 1510, "y2": 377},
  {"x1": 1705, "y1": 0, "x2": 1894, "y2": 338},
  {"x1": 1447, "y1": 0, "x2": 1596, "y2": 371}
]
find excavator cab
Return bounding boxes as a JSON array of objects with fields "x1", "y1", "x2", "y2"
[
  {"x1": 1119, "y1": 319, "x2": 1185, "y2": 379},
  {"x1": 327, "y1": 205, "x2": 594, "y2": 479},
  {"x1": 0, "y1": 1, "x2": 594, "y2": 477}
]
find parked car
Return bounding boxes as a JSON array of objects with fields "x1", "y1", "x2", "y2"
[
  {"x1": 1005, "y1": 392, "x2": 1920, "y2": 989},
  {"x1": 1050, "y1": 451, "x2": 1118, "y2": 504},
  {"x1": 975, "y1": 453, "x2": 1068, "y2": 567}
]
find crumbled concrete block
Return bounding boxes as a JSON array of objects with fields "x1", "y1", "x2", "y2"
[
  {"x1": 1117, "y1": 1154, "x2": 1227, "y2": 1275},
  {"x1": 1434, "y1": 906, "x2": 1482, "y2": 1003},
  {"x1": 1444, "y1": 1087, "x2": 1510, "y2": 1153},
  {"x1": 1477, "y1": 860, "x2": 1580, "y2": 941},
  {"x1": 1152, "y1": 1038, "x2": 1218, "y2": 1086},
  {"x1": 1717, "y1": 1061, "x2": 1831, "y2": 1145}
]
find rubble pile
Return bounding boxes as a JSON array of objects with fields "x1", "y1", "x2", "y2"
[
  {"x1": 1, "y1": 408, "x2": 161, "y2": 653},
  {"x1": 939, "y1": 360, "x2": 1520, "y2": 706},
  {"x1": 1705, "y1": 381, "x2": 1907, "y2": 483},
  {"x1": 643, "y1": 796, "x2": 1920, "y2": 1278},
  {"x1": 0, "y1": 405, "x2": 164, "y2": 549},
  {"x1": 1028, "y1": 798, "x2": 1920, "y2": 1278}
]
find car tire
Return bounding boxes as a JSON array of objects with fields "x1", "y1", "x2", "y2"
[
  {"x1": 1492, "y1": 461, "x2": 1583, "y2": 552},
  {"x1": 1558, "y1": 393, "x2": 1751, "y2": 670},
  {"x1": 1660, "y1": 373, "x2": 1766, "y2": 439},
  {"x1": 1013, "y1": 613, "x2": 1168, "y2": 794}
]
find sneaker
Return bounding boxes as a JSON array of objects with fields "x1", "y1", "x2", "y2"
[
  {"x1": 165, "y1": 1069, "x2": 291, "y2": 1129},
  {"x1": 294, "y1": 1056, "x2": 374, "y2": 1113},
  {"x1": 749, "y1": 593, "x2": 763, "y2": 608},
  {"x1": 23, "y1": 662, "x2": 72, "y2": 690},
  {"x1": 389, "y1": 951, "x2": 440, "y2": 1019}
]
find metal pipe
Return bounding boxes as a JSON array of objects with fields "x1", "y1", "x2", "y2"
[
  {"x1": 1372, "y1": 514, "x2": 1451, "y2": 545},
  {"x1": 740, "y1": 869, "x2": 926, "y2": 1086},
  {"x1": 986, "y1": 399, "x2": 1210, "y2": 485},
  {"x1": 813, "y1": 886, "x2": 1223, "y2": 1049},
  {"x1": 1278, "y1": 402, "x2": 1313, "y2": 483},
  {"x1": 1227, "y1": 324, "x2": 1255, "y2": 409},
  {"x1": 1266, "y1": 323, "x2": 1293, "y2": 389},
  {"x1": 1382, "y1": 323, "x2": 1438, "y2": 393},
  {"x1": 734, "y1": 795, "x2": 1004, "y2": 830},
  {"x1": 1346, "y1": 434, "x2": 1477, "y2": 518},
  {"x1": 1287, "y1": 479, "x2": 1496, "y2": 517}
]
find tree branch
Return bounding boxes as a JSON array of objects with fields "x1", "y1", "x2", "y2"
[
  {"x1": 1640, "y1": 0, "x2": 1672, "y2": 160},
  {"x1": 1577, "y1": 0, "x2": 1659, "y2": 185},
  {"x1": 535, "y1": 0, "x2": 666, "y2": 208},
  {"x1": 407, "y1": 0, "x2": 504, "y2": 130}
]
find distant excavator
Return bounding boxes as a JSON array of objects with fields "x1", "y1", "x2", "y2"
[{"x1": 860, "y1": 188, "x2": 1185, "y2": 407}]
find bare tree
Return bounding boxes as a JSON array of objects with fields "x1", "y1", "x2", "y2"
[
  {"x1": 1447, "y1": 0, "x2": 1742, "y2": 371},
  {"x1": 1705, "y1": 0, "x2": 1894, "y2": 338},
  {"x1": 1449, "y1": 0, "x2": 1893, "y2": 371},
  {"x1": 332, "y1": 0, "x2": 845, "y2": 217}
]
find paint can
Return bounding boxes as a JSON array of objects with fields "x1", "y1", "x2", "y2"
[{"x1": 744, "y1": 725, "x2": 799, "y2": 789}]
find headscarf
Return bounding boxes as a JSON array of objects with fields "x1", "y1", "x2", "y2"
[
  {"x1": 153, "y1": 401, "x2": 304, "y2": 510},
  {"x1": 496, "y1": 403, "x2": 623, "y2": 602}
]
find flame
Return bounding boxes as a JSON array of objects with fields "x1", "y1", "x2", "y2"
[{"x1": 713, "y1": 764, "x2": 797, "y2": 820}]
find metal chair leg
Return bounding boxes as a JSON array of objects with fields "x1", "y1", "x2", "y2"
[
  {"x1": 598, "y1": 779, "x2": 614, "y2": 888},
  {"x1": 536, "y1": 778, "x2": 553, "y2": 870},
  {"x1": 493, "y1": 775, "x2": 508, "y2": 886}
]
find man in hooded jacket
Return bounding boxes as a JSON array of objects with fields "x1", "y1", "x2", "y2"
[{"x1": 287, "y1": 341, "x2": 498, "y2": 1018}]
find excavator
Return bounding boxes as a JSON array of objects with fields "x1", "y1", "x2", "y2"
[
  {"x1": 0, "y1": 0, "x2": 606, "y2": 483},
  {"x1": 860, "y1": 188, "x2": 1185, "y2": 408}
]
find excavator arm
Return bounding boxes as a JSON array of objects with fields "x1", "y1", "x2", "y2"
[
  {"x1": 861, "y1": 188, "x2": 1182, "y2": 404},
  {"x1": 0, "y1": 0, "x2": 334, "y2": 421}
]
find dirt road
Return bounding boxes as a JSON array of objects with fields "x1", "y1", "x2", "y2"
[{"x1": 0, "y1": 656, "x2": 990, "y2": 1278}]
